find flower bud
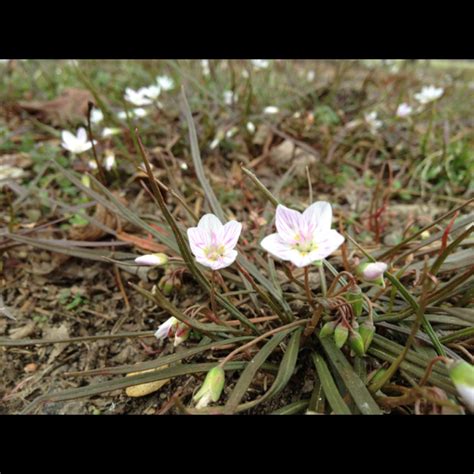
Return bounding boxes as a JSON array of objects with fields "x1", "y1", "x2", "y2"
[
  {"x1": 320, "y1": 320, "x2": 337, "y2": 338},
  {"x1": 158, "y1": 276, "x2": 174, "y2": 296},
  {"x1": 134, "y1": 253, "x2": 168, "y2": 266},
  {"x1": 359, "y1": 320, "x2": 376, "y2": 351},
  {"x1": 345, "y1": 289, "x2": 363, "y2": 318},
  {"x1": 334, "y1": 323, "x2": 349, "y2": 349},
  {"x1": 356, "y1": 261, "x2": 387, "y2": 287},
  {"x1": 447, "y1": 360, "x2": 474, "y2": 413},
  {"x1": 174, "y1": 323, "x2": 190, "y2": 347},
  {"x1": 349, "y1": 330, "x2": 366, "y2": 356},
  {"x1": 193, "y1": 366, "x2": 225, "y2": 409}
]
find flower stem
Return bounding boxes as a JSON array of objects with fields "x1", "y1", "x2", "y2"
[
  {"x1": 210, "y1": 271, "x2": 218, "y2": 318},
  {"x1": 318, "y1": 262, "x2": 327, "y2": 297},
  {"x1": 304, "y1": 267, "x2": 314, "y2": 308}
]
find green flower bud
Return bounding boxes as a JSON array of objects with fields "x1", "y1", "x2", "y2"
[
  {"x1": 359, "y1": 320, "x2": 376, "y2": 351},
  {"x1": 369, "y1": 367, "x2": 388, "y2": 387},
  {"x1": 320, "y1": 320, "x2": 337, "y2": 338},
  {"x1": 349, "y1": 330, "x2": 366, "y2": 356},
  {"x1": 334, "y1": 323, "x2": 349, "y2": 349},
  {"x1": 447, "y1": 360, "x2": 474, "y2": 412},
  {"x1": 158, "y1": 276, "x2": 174, "y2": 296},
  {"x1": 345, "y1": 289, "x2": 363, "y2": 318},
  {"x1": 193, "y1": 366, "x2": 226, "y2": 409}
]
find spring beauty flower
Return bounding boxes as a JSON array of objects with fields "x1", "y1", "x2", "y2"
[
  {"x1": 251, "y1": 59, "x2": 270, "y2": 69},
  {"x1": 263, "y1": 106, "x2": 279, "y2": 115},
  {"x1": 187, "y1": 214, "x2": 242, "y2": 271},
  {"x1": 154, "y1": 316, "x2": 190, "y2": 347},
  {"x1": 364, "y1": 111, "x2": 382, "y2": 134},
  {"x1": 156, "y1": 75, "x2": 174, "y2": 91},
  {"x1": 201, "y1": 59, "x2": 210, "y2": 76},
  {"x1": 124, "y1": 87, "x2": 153, "y2": 106},
  {"x1": 261, "y1": 202, "x2": 345, "y2": 268},
  {"x1": 90, "y1": 108, "x2": 104, "y2": 124},
  {"x1": 134, "y1": 253, "x2": 168, "y2": 266},
  {"x1": 141, "y1": 85, "x2": 161, "y2": 100},
  {"x1": 223, "y1": 90, "x2": 236, "y2": 105},
  {"x1": 357, "y1": 261, "x2": 387, "y2": 287},
  {"x1": 101, "y1": 127, "x2": 122, "y2": 138},
  {"x1": 61, "y1": 127, "x2": 96, "y2": 154},
  {"x1": 396, "y1": 103, "x2": 413, "y2": 118},
  {"x1": 246, "y1": 121, "x2": 256, "y2": 134},
  {"x1": 414, "y1": 85, "x2": 444, "y2": 105}
]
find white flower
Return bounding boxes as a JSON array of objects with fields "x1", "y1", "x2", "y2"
[
  {"x1": 263, "y1": 106, "x2": 279, "y2": 115},
  {"x1": 88, "y1": 160, "x2": 98, "y2": 170},
  {"x1": 104, "y1": 153, "x2": 116, "y2": 171},
  {"x1": 187, "y1": 214, "x2": 242, "y2": 271},
  {"x1": 246, "y1": 121, "x2": 256, "y2": 134},
  {"x1": 154, "y1": 317, "x2": 178, "y2": 340},
  {"x1": 396, "y1": 103, "x2": 413, "y2": 118},
  {"x1": 414, "y1": 85, "x2": 444, "y2": 105},
  {"x1": 118, "y1": 108, "x2": 148, "y2": 120},
  {"x1": 261, "y1": 202, "x2": 345, "y2": 268},
  {"x1": 251, "y1": 59, "x2": 270, "y2": 69},
  {"x1": 141, "y1": 85, "x2": 161, "y2": 100},
  {"x1": 226, "y1": 127, "x2": 238, "y2": 139},
  {"x1": 134, "y1": 253, "x2": 168, "y2": 266},
  {"x1": 223, "y1": 90, "x2": 236, "y2": 105},
  {"x1": 102, "y1": 127, "x2": 122, "y2": 137},
  {"x1": 124, "y1": 87, "x2": 153, "y2": 106},
  {"x1": 357, "y1": 261, "x2": 388, "y2": 286},
  {"x1": 90, "y1": 108, "x2": 104, "y2": 124},
  {"x1": 61, "y1": 128, "x2": 96, "y2": 154},
  {"x1": 133, "y1": 107, "x2": 148, "y2": 118},
  {"x1": 306, "y1": 70, "x2": 315, "y2": 82},
  {"x1": 209, "y1": 138, "x2": 221, "y2": 150},
  {"x1": 364, "y1": 111, "x2": 383, "y2": 134},
  {"x1": 201, "y1": 59, "x2": 210, "y2": 76},
  {"x1": 156, "y1": 75, "x2": 175, "y2": 91},
  {"x1": 154, "y1": 316, "x2": 189, "y2": 347}
]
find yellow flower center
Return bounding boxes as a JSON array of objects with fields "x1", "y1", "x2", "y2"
[
  {"x1": 292, "y1": 233, "x2": 318, "y2": 256},
  {"x1": 204, "y1": 244, "x2": 226, "y2": 261}
]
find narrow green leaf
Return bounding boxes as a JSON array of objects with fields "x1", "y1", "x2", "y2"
[
  {"x1": 312, "y1": 352, "x2": 351, "y2": 414},
  {"x1": 224, "y1": 329, "x2": 291, "y2": 413},
  {"x1": 318, "y1": 336, "x2": 382, "y2": 414}
]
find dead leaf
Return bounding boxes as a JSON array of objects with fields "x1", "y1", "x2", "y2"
[
  {"x1": 125, "y1": 365, "x2": 171, "y2": 397},
  {"x1": 43, "y1": 324, "x2": 70, "y2": 363},
  {"x1": 9, "y1": 321, "x2": 36, "y2": 340},
  {"x1": 69, "y1": 202, "x2": 120, "y2": 241},
  {"x1": 270, "y1": 140, "x2": 317, "y2": 176},
  {"x1": 18, "y1": 88, "x2": 95, "y2": 126},
  {"x1": 116, "y1": 231, "x2": 168, "y2": 253}
]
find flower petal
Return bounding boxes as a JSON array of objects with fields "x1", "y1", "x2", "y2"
[
  {"x1": 221, "y1": 221, "x2": 242, "y2": 250},
  {"x1": 275, "y1": 205, "x2": 302, "y2": 242},
  {"x1": 312, "y1": 229, "x2": 345, "y2": 260},
  {"x1": 261, "y1": 233, "x2": 295, "y2": 261},
  {"x1": 187, "y1": 227, "x2": 210, "y2": 257},
  {"x1": 61, "y1": 130, "x2": 76, "y2": 148},
  {"x1": 198, "y1": 214, "x2": 223, "y2": 246},
  {"x1": 303, "y1": 201, "x2": 332, "y2": 233},
  {"x1": 154, "y1": 317, "x2": 176, "y2": 340},
  {"x1": 77, "y1": 127, "x2": 87, "y2": 143}
]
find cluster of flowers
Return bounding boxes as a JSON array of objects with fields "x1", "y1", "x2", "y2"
[
  {"x1": 60, "y1": 75, "x2": 176, "y2": 167},
  {"x1": 365, "y1": 85, "x2": 444, "y2": 134}
]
